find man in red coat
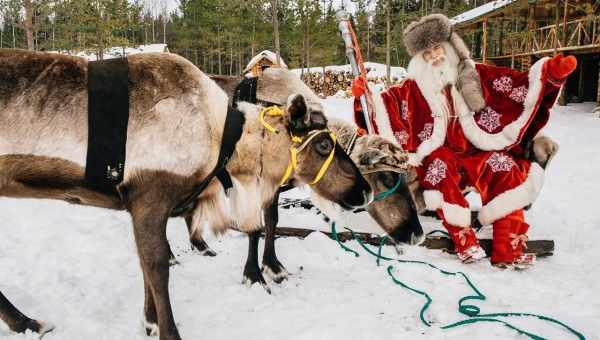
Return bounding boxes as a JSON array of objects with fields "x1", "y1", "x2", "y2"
[{"x1": 353, "y1": 14, "x2": 576, "y2": 267}]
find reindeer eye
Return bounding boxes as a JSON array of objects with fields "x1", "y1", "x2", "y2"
[
  {"x1": 379, "y1": 172, "x2": 398, "y2": 189},
  {"x1": 315, "y1": 138, "x2": 333, "y2": 156}
]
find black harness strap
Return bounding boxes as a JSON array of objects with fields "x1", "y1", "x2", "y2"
[
  {"x1": 171, "y1": 106, "x2": 245, "y2": 217},
  {"x1": 85, "y1": 58, "x2": 129, "y2": 195},
  {"x1": 232, "y1": 76, "x2": 258, "y2": 107}
]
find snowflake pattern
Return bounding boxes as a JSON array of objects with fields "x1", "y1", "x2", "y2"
[
  {"x1": 400, "y1": 100, "x2": 409, "y2": 121},
  {"x1": 394, "y1": 130, "x2": 409, "y2": 147},
  {"x1": 509, "y1": 85, "x2": 528, "y2": 103},
  {"x1": 425, "y1": 159, "x2": 447, "y2": 186},
  {"x1": 477, "y1": 107, "x2": 502, "y2": 133},
  {"x1": 492, "y1": 76, "x2": 513, "y2": 93},
  {"x1": 418, "y1": 123, "x2": 433, "y2": 141},
  {"x1": 486, "y1": 152, "x2": 516, "y2": 173}
]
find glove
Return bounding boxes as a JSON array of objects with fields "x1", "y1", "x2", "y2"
[
  {"x1": 547, "y1": 54, "x2": 577, "y2": 82},
  {"x1": 351, "y1": 76, "x2": 367, "y2": 98}
]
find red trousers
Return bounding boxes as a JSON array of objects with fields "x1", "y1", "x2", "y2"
[{"x1": 418, "y1": 147, "x2": 537, "y2": 263}]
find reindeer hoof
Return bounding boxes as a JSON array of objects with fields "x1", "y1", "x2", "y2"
[
  {"x1": 196, "y1": 247, "x2": 217, "y2": 257},
  {"x1": 242, "y1": 269, "x2": 271, "y2": 294},
  {"x1": 26, "y1": 319, "x2": 55, "y2": 339},
  {"x1": 143, "y1": 318, "x2": 159, "y2": 337},
  {"x1": 262, "y1": 264, "x2": 289, "y2": 284},
  {"x1": 262, "y1": 257, "x2": 289, "y2": 284},
  {"x1": 12, "y1": 318, "x2": 55, "y2": 338},
  {"x1": 191, "y1": 239, "x2": 217, "y2": 257}
]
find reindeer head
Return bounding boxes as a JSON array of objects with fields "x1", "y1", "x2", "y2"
[
  {"x1": 283, "y1": 93, "x2": 372, "y2": 210},
  {"x1": 351, "y1": 136, "x2": 424, "y2": 245}
]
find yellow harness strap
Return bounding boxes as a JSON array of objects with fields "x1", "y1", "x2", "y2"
[
  {"x1": 309, "y1": 132, "x2": 336, "y2": 184},
  {"x1": 260, "y1": 106, "x2": 336, "y2": 186},
  {"x1": 259, "y1": 106, "x2": 284, "y2": 133}
]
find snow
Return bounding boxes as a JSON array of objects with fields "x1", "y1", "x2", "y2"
[
  {"x1": 1, "y1": 99, "x2": 599, "y2": 339},
  {"x1": 451, "y1": 0, "x2": 515, "y2": 25},
  {"x1": 50, "y1": 44, "x2": 169, "y2": 61},
  {"x1": 292, "y1": 62, "x2": 407, "y2": 80}
]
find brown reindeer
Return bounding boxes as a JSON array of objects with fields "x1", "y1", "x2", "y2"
[
  {"x1": 176, "y1": 117, "x2": 426, "y2": 287},
  {"x1": 0, "y1": 50, "x2": 372, "y2": 340}
]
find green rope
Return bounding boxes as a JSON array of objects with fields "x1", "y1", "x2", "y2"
[
  {"x1": 331, "y1": 223, "x2": 586, "y2": 340},
  {"x1": 373, "y1": 176, "x2": 403, "y2": 201},
  {"x1": 331, "y1": 222, "x2": 359, "y2": 257}
]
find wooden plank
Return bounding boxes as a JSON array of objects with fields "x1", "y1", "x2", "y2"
[{"x1": 268, "y1": 227, "x2": 555, "y2": 258}]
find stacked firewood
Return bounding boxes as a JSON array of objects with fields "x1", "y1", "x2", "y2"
[{"x1": 300, "y1": 69, "x2": 403, "y2": 98}]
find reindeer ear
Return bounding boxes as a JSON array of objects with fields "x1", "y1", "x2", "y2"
[{"x1": 286, "y1": 93, "x2": 311, "y2": 133}]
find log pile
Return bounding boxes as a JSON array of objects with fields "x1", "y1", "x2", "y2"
[{"x1": 300, "y1": 68, "x2": 403, "y2": 98}]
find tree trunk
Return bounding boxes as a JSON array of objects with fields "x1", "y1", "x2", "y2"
[
  {"x1": 218, "y1": 26, "x2": 222, "y2": 75},
  {"x1": 163, "y1": 18, "x2": 167, "y2": 44},
  {"x1": 272, "y1": 0, "x2": 282, "y2": 66},
  {"x1": 386, "y1": 0, "x2": 391, "y2": 87},
  {"x1": 12, "y1": 22, "x2": 15, "y2": 48},
  {"x1": 23, "y1": 0, "x2": 34, "y2": 50},
  {"x1": 229, "y1": 36, "x2": 234, "y2": 76}
]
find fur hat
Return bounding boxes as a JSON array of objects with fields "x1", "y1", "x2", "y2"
[{"x1": 403, "y1": 14, "x2": 486, "y2": 112}]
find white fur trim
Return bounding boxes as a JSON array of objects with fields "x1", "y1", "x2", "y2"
[
  {"x1": 372, "y1": 89, "x2": 396, "y2": 141},
  {"x1": 412, "y1": 114, "x2": 447, "y2": 165},
  {"x1": 457, "y1": 57, "x2": 549, "y2": 150},
  {"x1": 478, "y1": 163, "x2": 545, "y2": 225},
  {"x1": 408, "y1": 153, "x2": 422, "y2": 167},
  {"x1": 423, "y1": 190, "x2": 471, "y2": 227}
]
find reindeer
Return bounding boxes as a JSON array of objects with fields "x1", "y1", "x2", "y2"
[
  {"x1": 173, "y1": 115, "x2": 426, "y2": 288},
  {"x1": 0, "y1": 50, "x2": 373, "y2": 340}
]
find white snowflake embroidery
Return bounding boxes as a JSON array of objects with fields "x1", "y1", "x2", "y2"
[
  {"x1": 509, "y1": 86, "x2": 528, "y2": 103},
  {"x1": 425, "y1": 159, "x2": 447, "y2": 186},
  {"x1": 477, "y1": 107, "x2": 502, "y2": 132},
  {"x1": 486, "y1": 152, "x2": 516, "y2": 173},
  {"x1": 492, "y1": 76, "x2": 513, "y2": 93},
  {"x1": 394, "y1": 130, "x2": 409, "y2": 147},
  {"x1": 400, "y1": 101, "x2": 409, "y2": 121},
  {"x1": 418, "y1": 123, "x2": 433, "y2": 141}
]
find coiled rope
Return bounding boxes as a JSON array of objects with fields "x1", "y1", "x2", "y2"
[{"x1": 330, "y1": 222, "x2": 586, "y2": 340}]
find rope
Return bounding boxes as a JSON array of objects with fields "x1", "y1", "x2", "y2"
[
  {"x1": 373, "y1": 176, "x2": 403, "y2": 201},
  {"x1": 330, "y1": 223, "x2": 586, "y2": 340}
]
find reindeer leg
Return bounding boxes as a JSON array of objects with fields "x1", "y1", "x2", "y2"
[
  {"x1": 128, "y1": 191, "x2": 181, "y2": 340},
  {"x1": 261, "y1": 192, "x2": 288, "y2": 283},
  {"x1": 0, "y1": 291, "x2": 55, "y2": 336},
  {"x1": 242, "y1": 231, "x2": 270, "y2": 294},
  {"x1": 142, "y1": 278, "x2": 159, "y2": 336},
  {"x1": 185, "y1": 216, "x2": 217, "y2": 257}
]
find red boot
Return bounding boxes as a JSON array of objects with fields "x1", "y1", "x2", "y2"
[
  {"x1": 491, "y1": 210, "x2": 535, "y2": 269},
  {"x1": 439, "y1": 210, "x2": 486, "y2": 263}
]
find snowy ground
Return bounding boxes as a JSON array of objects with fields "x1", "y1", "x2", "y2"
[{"x1": 1, "y1": 100, "x2": 599, "y2": 340}]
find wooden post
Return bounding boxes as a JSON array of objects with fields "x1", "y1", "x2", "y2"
[
  {"x1": 562, "y1": 0, "x2": 569, "y2": 47},
  {"x1": 482, "y1": 18, "x2": 488, "y2": 64},
  {"x1": 272, "y1": 0, "x2": 282, "y2": 67},
  {"x1": 554, "y1": 0, "x2": 561, "y2": 54}
]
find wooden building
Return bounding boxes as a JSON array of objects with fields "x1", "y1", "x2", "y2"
[{"x1": 452, "y1": 0, "x2": 600, "y2": 105}]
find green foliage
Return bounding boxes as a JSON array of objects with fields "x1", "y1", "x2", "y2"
[{"x1": 0, "y1": 0, "x2": 500, "y2": 70}]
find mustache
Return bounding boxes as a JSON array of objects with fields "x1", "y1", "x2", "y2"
[{"x1": 428, "y1": 56, "x2": 446, "y2": 66}]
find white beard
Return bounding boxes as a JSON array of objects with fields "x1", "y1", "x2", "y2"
[{"x1": 407, "y1": 42, "x2": 460, "y2": 118}]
